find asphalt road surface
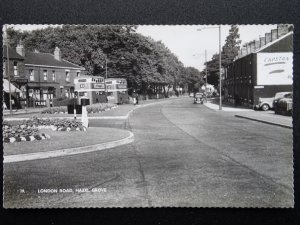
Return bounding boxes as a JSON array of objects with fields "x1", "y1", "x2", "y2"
[{"x1": 4, "y1": 97, "x2": 293, "y2": 208}]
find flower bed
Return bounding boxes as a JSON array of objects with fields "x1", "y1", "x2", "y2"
[
  {"x1": 3, "y1": 118, "x2": 86, "y2": 144},
  {"x1": 41, "y1": 103, "x2": 117, "y2": 114},
  {"x1": 23, "y1": 117, "x2": 87, "y2": 131},
  {"x1": 3, "y1": 122, "x2": 50, "y2": 143}
]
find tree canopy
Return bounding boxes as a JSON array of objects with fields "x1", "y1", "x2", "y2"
[{"x1": 7, "y1": 25, "x2": 203, "y2": 96}]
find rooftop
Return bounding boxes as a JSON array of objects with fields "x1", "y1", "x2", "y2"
[
  {"x1": 3, "y1": 45, "x2": 24, "y2": 60},
  {"x1": 24, "y1": 51, "x2": 85, "y2": 70}
]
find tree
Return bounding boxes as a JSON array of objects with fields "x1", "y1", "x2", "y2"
[
  {"x1": 205, "y1": 53, "x2": 220, "y2": 87},
  {"x1": 183, "y1": 67, "x2": 204, "y2": 93},
  {"x1": 7, "y1": 25, "x2": 189, "y2": 96},
  {"x1": 221, "y1": 25, "x2": 241, "y2": 68}
]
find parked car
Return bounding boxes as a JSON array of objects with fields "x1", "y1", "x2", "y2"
[
  {"x1": 273, "y1": 92, "x2": 292, "y2": 109},
  {"x1": 274, "y1": 92, "x2": 293, "y2": 115},
  {"x1": 194, "y1": 92, "x2": 204, "y2": 104},
  {"x1": 189, "y1": 93, "x2": 194, "y2": 97},
  {"x1": 255, "y1": 92, "x2": 290, "y2": 111}
]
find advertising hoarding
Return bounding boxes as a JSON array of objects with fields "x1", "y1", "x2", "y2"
[{"x1": 257, "y1": 52, "x2": 293, "y2": 85}]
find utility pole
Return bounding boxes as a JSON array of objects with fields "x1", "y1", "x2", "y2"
[
  {"x1": 5, "y1": 25, "x2": 13, "y2": 114},
  {"x1": 205, "y1": 49, "x2": 208, "y2": 103},
  {"x1": 219, "y1": 25, "x2": 222, "y2": 110},
  {"x1": 104, "y1": 56, "x2": 108, "y2": 102}
]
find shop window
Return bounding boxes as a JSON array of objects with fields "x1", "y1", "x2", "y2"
[
  {"x1": 29, "y1": 69, "x2": 34, "y2": 81},
  {"x1": 13, "y1": 62, "x2": 18, "y2": 76},
  {"x1": 52, "y1": 71, "x2": 56, "y2": 81},
  {"x1": 43, "y1": 70, "x2": 48, "y2": 81}
]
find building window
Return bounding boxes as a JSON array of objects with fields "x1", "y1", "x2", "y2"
[
  {"x1": 43, "y1": 70, "x2": 48, "y2": 81},
  {"x1": 66, "y1": 71, "x2": 70, "y2": 82},
  {"x1": 13, "y1": 62, "x2": 18, "y2": 76},
  {"x1": 29, "y1": 69, "x2": 34, "y2": 81},
  {"x1": 52, "y1": 71, "x2": 56, "y2": 81},
  {"x1": 77, "y1": 71, "x2": 80, "y2": 77}
]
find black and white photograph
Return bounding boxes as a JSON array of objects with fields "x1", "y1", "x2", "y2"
[{"x1": 2, "y1": 24, "x2": 294, "y2": 208}]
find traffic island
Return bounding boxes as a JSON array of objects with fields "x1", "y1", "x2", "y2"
[{"x1": 4, "y1": 127, "x2": 134, "y2": 163}]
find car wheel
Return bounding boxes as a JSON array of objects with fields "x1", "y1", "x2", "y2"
[{"x1": 261, "y1": 104, "x2": 270, "y2": 111}]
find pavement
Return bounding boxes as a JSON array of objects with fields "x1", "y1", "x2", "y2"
[
  {"x1": 3, "y1": 97, "x2": 293, "y2": 208},
  {"x1": 204, "y1": 98, "x2": 292, "y2": 129}
]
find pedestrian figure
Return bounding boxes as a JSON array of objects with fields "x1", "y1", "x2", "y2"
[
  {"x1": 136, "y1": 93, "x2": 139, "y2": 105},
  {"x1": 132, "y1": 91, "x2": 137, "y2": 105}
]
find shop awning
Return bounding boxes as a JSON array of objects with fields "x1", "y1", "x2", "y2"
[{"x1": 3, "y1": 79, "x2": 21, "y2": 93}]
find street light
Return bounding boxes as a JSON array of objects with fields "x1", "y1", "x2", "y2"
[{"x1": 197, "y1": 25, "x2": 222, "y2": 110}]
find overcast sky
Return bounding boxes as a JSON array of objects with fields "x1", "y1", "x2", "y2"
[{"x1": 7, "y1": 24, "x2": 277, "y2": 71}]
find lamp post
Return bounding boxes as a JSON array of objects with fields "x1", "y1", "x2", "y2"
[
  {"x1": 197, "y1": 25, "x2": 222, "y2": 110},
  {"x1": 4, "y1": 25, "x2": 13, "y2": 114}
]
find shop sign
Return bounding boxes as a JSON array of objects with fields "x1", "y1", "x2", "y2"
[
  {"x1": 12, "y1": 78, "x2": 28, "y2": 84},
  {"x1": 93, "y1": 83, "x2": 105, "y2": 89},
  {"x1": 117, "y1": 84, "x2": 127, "y2": 89}
]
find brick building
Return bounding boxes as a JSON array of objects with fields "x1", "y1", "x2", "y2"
[
  {"x1": 3, "y1": 44, "x2": 86, "y2": 107},
  {"x1": 224, "y1": 24, "x2": 293, "y2": 108},
  {"x1": 3, "y1": 45, "x2": 27, "y2": 109}
]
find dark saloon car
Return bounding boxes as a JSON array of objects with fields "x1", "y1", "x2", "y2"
[
  {"x1": 274, "y1": 92, "x2": 293, "y2": 116},
  {"x1": 194, "y1": 93, "x2": 204, "y2": 104}
]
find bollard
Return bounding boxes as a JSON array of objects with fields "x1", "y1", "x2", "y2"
[
  {"x1": 74, "y1": 107, "x2": 77, "y2": 120},
  {"x1": 81, "y1": 106, "x2": 89, "y2": 128}
]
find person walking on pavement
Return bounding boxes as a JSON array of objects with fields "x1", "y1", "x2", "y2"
[{"x1": 132, "y1": 90, "x2": 137, "y2": 105}]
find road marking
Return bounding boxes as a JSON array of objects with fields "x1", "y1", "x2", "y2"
[{"x1": 4, "y1": 131, "x2": 134, "y2": 163}]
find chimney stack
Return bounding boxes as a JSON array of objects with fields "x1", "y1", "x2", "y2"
[
  {"x1": 16, "y1": 41, "x2": 25, "y2": 57},
  {"x1": 265, "y1": 33, "x2": 271, "y2": 44},
  {"x1": 54, "y1": 47, "x2": 61, "y2": 61},
  {"x1": 260, "y1": 37, "x2": 266, "y2": 47},
  {"x1": 271, "y1": 29, "x2": 278, "y2": 41},
  {"x1": 277, "y1": 24, "x2": 289, "y2": 37}
]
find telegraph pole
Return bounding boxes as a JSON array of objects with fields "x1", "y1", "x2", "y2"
[{"x1": 219, "y1": 25, "x2": 222, "y2": 110}]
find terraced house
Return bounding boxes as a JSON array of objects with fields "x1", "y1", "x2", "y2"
[
  {"x1": 4, "y1": 43, "x2": 86, "y2": 108},
  {"x1": 21, "y1": 46, "x2": 86, "y2": 106}
]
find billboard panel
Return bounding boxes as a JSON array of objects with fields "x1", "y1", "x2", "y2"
[{"x1": 257, "y1": 52, "x2": 293, "y2": 85}]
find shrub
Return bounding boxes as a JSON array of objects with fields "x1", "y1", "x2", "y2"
[
  {"x1": 42, "y1": 106, "x2": 67, "y2": 114},
  {"x1": 53, "y1": 97, "x2": 77, "y2": 107},
  {"x1": 86, "y1": 103, "x2": 115, "y2": 114}
]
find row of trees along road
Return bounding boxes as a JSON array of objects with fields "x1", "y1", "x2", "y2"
[
  {"x1": 204, "y1": 25, "x2": 241, "y2": 88},
  {"x1": 7, "y1": 25, "x2": 204, "y2": 97}
]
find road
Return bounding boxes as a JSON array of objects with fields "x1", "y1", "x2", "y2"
[{"x1": 3, "y1": 97, "x2": 293, "y2": 208}]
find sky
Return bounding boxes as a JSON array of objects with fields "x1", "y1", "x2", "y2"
[{"x1": 7, "y1": 24, "x2": 277, "y2": 71}]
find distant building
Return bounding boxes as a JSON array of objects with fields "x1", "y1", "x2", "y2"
[{"x1": 224, "y1": 24, "x2": 293, "y2": 108}]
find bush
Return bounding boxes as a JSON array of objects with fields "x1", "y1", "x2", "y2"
[
  {"x1": 53, "y1": 97, "x2": 77, "y2": 107},
  {"x1": 86, "y1": 103, "x2": 115, "y2": 114},
  {"x1": 42, "y1": 106, "x2": 67, "y2": 114},
  {"x1": 41, "y1": 103, "x2": 115, "y2": 114}
]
